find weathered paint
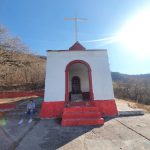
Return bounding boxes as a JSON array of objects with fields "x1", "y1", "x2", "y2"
[
  {"x1": 40, "y1": 100, "x2": 118, "y2": 118},
  {"x1": 40, "y1": 101, "x2": 64, "y2": 118}
]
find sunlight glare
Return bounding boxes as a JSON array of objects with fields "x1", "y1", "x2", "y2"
[{"x1": 118, "y1": 7, "x2": 150, "y2": 58}]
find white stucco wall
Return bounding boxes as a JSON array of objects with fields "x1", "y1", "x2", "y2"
[{"x1": 44, "y1": 50, "x2": 114, "y2": 102}]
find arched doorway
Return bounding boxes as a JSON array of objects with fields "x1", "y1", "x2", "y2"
[{"x1": 65, "y1": 60, "x2": 94, "y2": 102}]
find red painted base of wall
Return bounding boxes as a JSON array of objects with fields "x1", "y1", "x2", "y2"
[
  {"x1": 94, "y1": 100, "x2": 118, "y2": 117},
  {"x1": 0, "y1": 90, "x2": 44, "y2": 99},
  {"x1": 40, "y1": 101, "x2": 64, "y2": 118},
  {"x1": 40, "y1": 100, "x2": 118, "y2": 118}
]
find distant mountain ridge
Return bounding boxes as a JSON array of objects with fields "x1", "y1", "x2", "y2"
[
  {"x1": 111, "y1": 72, "x2": 150, "y2": 82},
  {"x1": 111, "y1": 72, "x2": 150, "y2": 105}
]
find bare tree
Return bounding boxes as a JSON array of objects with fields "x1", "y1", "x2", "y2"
[{"x1": 0, "y1": 24, "x2": 46, "y2": 91}]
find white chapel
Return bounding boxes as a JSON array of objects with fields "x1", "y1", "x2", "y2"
[{"x1": 40, "y1": 41, "x2": 118, "y2": 126}]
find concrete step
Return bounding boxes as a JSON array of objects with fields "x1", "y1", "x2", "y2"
[
  {"x1": 68, "y1": 101, "x2": 95, "y2": 107},
  {"x1": 5, "y1": 108, "x2": 41, "y2": 119},
  {"x1": 5, "y1": 112, "x2": 40, "y2": 119},
  {"x1": 64, "y1": 106, "x2": 99, "y2": 113},
  {"x1": 61, "y1": 106, "x2": 104, "y2": 126},
  {"x1": 16, "y1": 105, "x2": 41, "y2": 109},
  {"x1": 61, "y1": 118, "x2": 104, "y2": 126},
  {"x1": 118, "y1": 110, "x2": 144, "y2": 116},
  {"x1": 62, "y1": 112, "x2": 102, "y2": 119}
]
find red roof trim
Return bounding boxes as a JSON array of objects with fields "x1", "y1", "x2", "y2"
[{"x1": 69, "y1": 41, "x2": 86, "y2": 51}]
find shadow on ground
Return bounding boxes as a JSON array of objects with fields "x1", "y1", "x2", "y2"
[
  {"x1": 31, "y1": 119, "x2": 103, "y2": 150},
  {"x1": 0, "y1": 97, "x2": 43, "y2": 150},
  {"x1": 1, "y1": 97, "x2": 104, "y2": 150}
]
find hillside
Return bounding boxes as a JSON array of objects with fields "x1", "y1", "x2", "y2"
[
  {"x1": 111, "y1": 72, "x2": 150, "y2": 105},
  {"x1": 0, "y1": 25, "x2": 46, "y2": 91},
  {"x1": 111, "y1": 72, "x2": 150, "y2": 82},
  {"x1": 0, "y1": 48, "x2": 46, "y2": 91}
]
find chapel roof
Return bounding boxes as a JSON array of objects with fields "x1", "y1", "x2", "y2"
[{"x1": 69, "y1": 41, "x2": 86, "y2": 51}]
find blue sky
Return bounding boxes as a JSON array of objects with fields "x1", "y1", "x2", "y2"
[{"x1": 0, "y1": 0, "x2": 150, "y2": 74}]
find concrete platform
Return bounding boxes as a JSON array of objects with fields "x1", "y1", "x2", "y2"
[
  {"x1": 0, "y1": 114, "x2": 150, "y2": 150},
  {"x1": 118, "y1": 110, "x2": 144, "y2": 116},
  {"x1": 116, "y1": 99, "x2": 144, "y2": 116},
  {"x1": 16, "y1": 114, "x2": 150, "y2": 150}
]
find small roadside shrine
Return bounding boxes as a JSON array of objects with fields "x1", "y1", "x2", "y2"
[{"x1": 40, "y1": 41, "x2": 118, "y2": 126}]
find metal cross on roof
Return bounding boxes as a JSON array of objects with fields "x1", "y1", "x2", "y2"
[{"x1": 64, "y1": 17, "x2": 87, "y2": 42}]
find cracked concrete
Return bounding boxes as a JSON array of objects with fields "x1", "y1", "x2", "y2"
[
  {"x1": 14, "y1": 114, "x2": 150, "y2": 150},
  {"x1": 0, "y1": 99, "x2": 149, "y2": 150}
]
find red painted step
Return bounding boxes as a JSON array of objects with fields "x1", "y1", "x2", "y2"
[
  {"x1": 63, "y1": 106, "x2": 99, "y2": 113},
  {"x1": 63, "y1": 112, "x2": 101, "y2": 119},
  {"x1": 68, "y1": 101, "x2": 95, "y2": 107},
  {"x1": 61, "y1": 106, "x2": 104, "y2": 126},
  {"x1": 61, "y1": 118, "x2": 104, "y2": 126}
]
